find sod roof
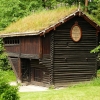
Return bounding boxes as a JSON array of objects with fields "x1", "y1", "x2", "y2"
[{"x1": 0, "y1": 6, "x2": 100, "y2": 37}]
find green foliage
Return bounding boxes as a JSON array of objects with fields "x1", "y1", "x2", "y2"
[
  {"x1": 0, "y1": 75, "x2": 19, "y2": 100},
  {"x1": 1, "y1": 86, "x2": 19, "y2": 100},
  {"x1": 0, "y1": 38, "x2": 11, "y2": 70},
  {"x1": 0, "y1": 0, "x2": 43, "y2": 31},
  {"x1": 87, "y1": 0, "x2": 100, "y2": 21},
  {"x1": 0, "y1": 78, "x2": 9, "y2": 95},
  {"x1": 71, "y1": 77, "x2": 100, "y2": 88},
  {"x1": 90, "y1": 45, "x2": 100, "y2": 53},
  {"x1": 0, "y1": 70, "x2": 16, "y2": 82},
  {"x1": 90, "y1": 45, "x2": 100, "y2": 61},
  {"x1": 1, "y1": 0, "x2": 99, "y2": 32}
]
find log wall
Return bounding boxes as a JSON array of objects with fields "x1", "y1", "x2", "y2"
[
  {"x1": 30, "y1": 59, "x2": 50, "y2": 86},
  {"x1": 53, "y1": 16, "x2": 97, "y2": 86}
]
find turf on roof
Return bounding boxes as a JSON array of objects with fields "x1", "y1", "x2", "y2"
[{"x1": 0, "y1": 6, "x2": 78, "y2": 34}]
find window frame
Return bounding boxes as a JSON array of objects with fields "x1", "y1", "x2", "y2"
[
  {"x1": 4, "y1": 38, "x2": 20, "y2": 46},
  {"x1": 70, "y1": 21, "x2": 82, "y2": 42}
]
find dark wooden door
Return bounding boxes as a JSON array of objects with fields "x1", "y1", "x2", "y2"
[
  {"x1": 21, "y1": 59, "x2": 31, "y2": 82},
  {"x1": 34, "y1": 68, "x2": 43, "y2": 82}
]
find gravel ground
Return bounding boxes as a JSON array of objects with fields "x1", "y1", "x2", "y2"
[
  {"x1": 19, "y1": 85, "x2": 48, "y2": 92},
  {"x1": 10, "y1": 82, "x2": 48, "y2": 92}
]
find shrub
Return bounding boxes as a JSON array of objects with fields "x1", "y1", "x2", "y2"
[
  {"x1": 0, "y1": 78, "x2": 9, "y2": 95},
  {"x1": 0, "y1": 38, "x2": 11, "y2": 70},
  {"x1": 0, "y1": 76, "x2": 19, "y2": 100},
  {"x1": 1, "y1": 86, "x2": 19, "y2": 100}
]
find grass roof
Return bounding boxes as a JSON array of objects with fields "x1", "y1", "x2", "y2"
[
  {"x1": 85, "y1": 13, "x2": 100, "y2": 26},
  {"x1": 0, "y1": 6, "x2": 100, "y2": 36},
  {"x1": 0, "y1": 6, "x2": 78, "y2": 34}
]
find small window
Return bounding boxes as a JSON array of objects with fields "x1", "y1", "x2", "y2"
[
  {"x1": 70, "y1": 21, "x2": 82, "y2": 42},
  {"x1": 5, "y1": 40, "x2": 7, "y2": 44},
  {"x1": 4, "y1": 39, "x2": 20, "y2": 45}
]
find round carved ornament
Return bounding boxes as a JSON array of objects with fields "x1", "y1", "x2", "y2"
[{"x1": 70, "y1": 23, "x2": 82, "y2": 42}]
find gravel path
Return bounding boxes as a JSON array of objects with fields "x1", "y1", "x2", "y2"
[
  {"x1": 19, "y1": 85, "x2": 48, "y2": 92},
  {"x1": 10, "y1": 82, "x2": 48, "y2": 92}
]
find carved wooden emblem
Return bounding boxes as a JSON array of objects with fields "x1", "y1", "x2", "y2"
[{"x1": 70, "y1": 22, "x2": 82, "y2": 42}]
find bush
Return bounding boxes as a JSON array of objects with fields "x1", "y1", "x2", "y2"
[
  {"x1": 0, "y1": 38, "x2": 11, "y2": 70},
  {"x1": 1, "y1": 86, "x2": 19, "y2": 100},
  {"x1": 0, "y1": 70, "x2": 16, "y2": 82},
  {"x1": 0, "y1": 77, "x2": 19, "y2": 100},
  {"x1": 0, "y1": 78, "x2": 9, "y2": 95}
]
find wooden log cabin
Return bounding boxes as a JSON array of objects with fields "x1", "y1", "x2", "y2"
[{"x1": 0, "y1": 7, "x2": 100, "y2": 87}]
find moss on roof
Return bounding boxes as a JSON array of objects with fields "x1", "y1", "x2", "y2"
[
  {"x1": 0, "y1": 6, "x2": 100, "y2": 36},
  {"x1": 85, "y1": 13, "x2": 100, "y2": 26},
  {"x1": 0, "y1": 6, "x2": 78, "y2": 34}
]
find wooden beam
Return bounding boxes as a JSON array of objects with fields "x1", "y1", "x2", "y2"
[
  {"x1": 39, "y1": 37, "x2": 42, "y2": 59},
  {"x1": 7, "y1": 52, "x2": 39, "y2": 59},
  {"x1": 8, "y1": 57, "x2": 19, "y2": 81},
  {"x1": 18, "y1": 58, "x2": 21, "y2": 82}
]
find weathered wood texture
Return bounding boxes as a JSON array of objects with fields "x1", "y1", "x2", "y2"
[
  {"x1": 42, "y1": 33, "x2": 50, "y2": 55},
  {"x1": 4, "y1": 36, "x2": 40, "y2": 59},
  {"x1": 21, "y1": 36, "x2": 39, "y2": 54},
  {"x1": 53, "y1": 16, "x2": 97, "y2": 86},
  {"x1": 30, "y1": 59, "x2": 50, "y2": 86},
  {"x1": 97, "y1": 33, "x2": 100, "y2": 69},
  {"x1": 21, "y1": 59, "x2": 31, "y2": 82},
  {"x1": 5, "y1": 45, "x2": 20, "y2": 53},
  {"x1": 10, "y1": 57, "x2": 21, "y2": 80}
]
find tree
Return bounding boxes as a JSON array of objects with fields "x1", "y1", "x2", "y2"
[{"x1": 0, "y1": 0, "x2": 43, "y2": 31}]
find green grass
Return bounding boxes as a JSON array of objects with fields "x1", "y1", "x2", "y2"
[
  {"x1": 0, "y1": 70, "x2": 16, "y2": 82},
  {"x1": 1, "y1": 69, "x2": 100, "y2": 100},
  {"x1": 85, "y1": 13, "x2": 100, "y2": 26},
  {"x1": 19, "y1": 72, "x2": 100, "y2": 100},
  {"x1": 19, "y1": 86, "x2": 100, "y2": 100},
  {"x1": 0, "y1": 6, "x2": 77, "y2": 34}
]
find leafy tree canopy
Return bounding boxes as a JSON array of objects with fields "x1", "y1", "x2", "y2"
[{"x1": 0, "y1": 0, "x2": 99, "y2": 31}]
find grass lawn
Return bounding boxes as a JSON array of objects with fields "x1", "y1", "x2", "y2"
[
  {"x1": 19, "y1": 71, "x2": 100, "y2": 100},
  {"x1": 0, "y1": 70, "x2": 16, "y2": 82},
  {"x1": 19, "y1": 85, "x2": 100, "y2": 100},
  {"x1": 1, "y1": 69, "x2": 100, "y2": 100}
]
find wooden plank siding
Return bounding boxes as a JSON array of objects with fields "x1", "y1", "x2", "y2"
[
  {"x1": 30, "y1": 59, "x2": 50, "y2": 86},
  {"x1": 52, "y1": 16, "x2": 97, "y2": 86},
  {"x1": 21, "y1": 36, "x2": 39, "y2": 54},
  {"x1": 5, "y1": 45, "x2": 20, "y2": 53},
  {"x1": 4, "y1": 36, "x2": 40, "y2": 59},
  {"x1": 10, "y1": 57, "x2": 21, "y2": 81},
  {"x1": 42, "y1": 33, "x2": 51, "y2": 56}
]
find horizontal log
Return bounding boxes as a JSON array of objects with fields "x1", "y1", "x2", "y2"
[{"x1": 7, "y1": 52, "x2": 39, "y2": 59}]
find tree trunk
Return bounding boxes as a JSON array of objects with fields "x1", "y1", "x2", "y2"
[
  {"x1": 42, "y1": 0, "x2": 46, "y2": 8},
  {"x1": 85, "y1": 0, "x2": 88, "y2": 12}
]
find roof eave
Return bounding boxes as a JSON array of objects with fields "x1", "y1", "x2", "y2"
[
  {"x1": 81, "y1": 12, "x2": 100, "y2": 31},
  {"x1": 0, "y1": 31, "x2": 40, "y2": 38},
  {"x1": 40, "y1": 10, "x2": 79, "y2": 36},
  {"x1": 1, "y1": 10, "x2": 100, "y2": 38}
]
